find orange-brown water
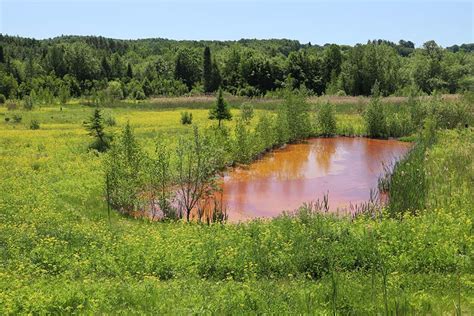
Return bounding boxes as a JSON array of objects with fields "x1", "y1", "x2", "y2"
[{"x1": 221, "y1": 137, "x2": 411, "y2": 221}]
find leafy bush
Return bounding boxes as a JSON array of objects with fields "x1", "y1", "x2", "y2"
[
  {"x1": 317, "y1": 102, "x2": 337, "y2": 136},
  {"x1": 386, "y1": 111, "x2": 414, "y2": 137},
  {"x1": 0, "y1": 93, "x2": 5, "y2": 104},
  {"x1": 4, "y1": 117, "x2": 10, "y2": 123},
  {"x1": 29, "y1": 120, "x2": 40, "y2": 130},
  {"x1": 23, "y1": 95, "x2": 34, "y2": 110},
  {"x1": 106, "y1": 81, "x2": 124, "y2": 101},
  {"x1": 180, "y1": 111, "x2": 193, "y2": 125},
  {"x1": 12, "y1": 114, "x2": 22, "y2": 123},
  {"x1": 240, "y1": 102, "x2": 254, "y2": 123},
  {"x1": 364, "y1": 96, "x2": 387, "y2": 138},
  {"x1": 105, "y1": 115, "x2": 117, "y2": 127},
  {"x1": 233, "y1": 119, "x2": 253, "y2": 164}
]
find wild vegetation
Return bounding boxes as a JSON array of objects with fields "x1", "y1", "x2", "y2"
[
  {"x1": 0, "y1": 33, "x2": 473, "y2": 313},
  {"x1": 0, "y1": 35, "x2": 473, "y2": 107}
]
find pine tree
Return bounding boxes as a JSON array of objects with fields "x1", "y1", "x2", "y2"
[
  {"x1": 210, "y1": 58, "x2": 222, "y2": 92},
  {"x1": 127, "y1": 63, "x2": 133, "y2": 79},
  {"x1": 101, "y1": 56, "x2": 111, "y2": 79},
  {"x1": 84, "y1": 108, "x2": 110, "y2": 152},
  {"x1": 203, "y1": 47, "x2": 212, "y2": 93},
  {"x1": 209, "y1": 88, "x2": 232, "y2": 127},
  {"x1": 0, "y1": 45, "x2": 4, "y2": 64}
]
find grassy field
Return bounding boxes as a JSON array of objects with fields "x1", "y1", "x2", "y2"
[{"x1": 0, "y1": 97, "x2": 473, "y2": 313}]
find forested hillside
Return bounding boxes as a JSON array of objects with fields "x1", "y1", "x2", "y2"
[{"x1": 0, "y1": 35, "x2": 473, "y2": 103}]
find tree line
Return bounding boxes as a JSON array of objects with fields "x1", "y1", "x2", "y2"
[{"x1": 0, "y1": 35, "x2": 473, "y2": 103}]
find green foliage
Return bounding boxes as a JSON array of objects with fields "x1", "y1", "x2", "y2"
[
  {"x1": 84, "y1": 108, "x2": 111, "y2": 152},
  {"x1": 106, "y1": 80, "x2": 124, "y2": 102},
  {"x1": 12, "y1": 114, "x2": 22, "y2": 123},
  {"x1": 176, "y1": 126, "x2": 219, "y2": 221},
  {"x1": 254, "y1": 113, "x2": 276, "y2": 154},
  {"x1": 209, "y1": 88, "x2": 232, "y2": 127},
  {"x1": 23, "y1": 95, "x2": 34, "y2": 110},
  {"x1": 180, "y1": 111, "x2": 193, "y2": 125},
  {"x1": 29, "y1": 119, "x2": 40, "y2": 130},
  {"x1": 274, "y1": 103, "x2": 290, "y2": 145},
  {"x1": 174, "y1": 48, "x2": 201, "y2": 91},
  {"x1": 1, "y1": 35, "x2": 472, "y2": 99},
  {"x1": 0, "y1": 98, "x2": 472, "y2": 313},
  {"x1": 202, "y1": 47, "x2": 221, "y2": 93},
  {"x1": 58, "y1": 84, "x2": 70, "y2": 105},
  {"x1": 150, "y1": 139, "x2": 176, "y2": 220},
  {"x1": 127, "y1": 79, "x2": 146, "y2": 100},
  {"x1": 364, "y1": 82, "x2": 388, "y2": 138},
  {"x1": 317, "y1": 102, "x2": 337, "y2": 136},
  {"x1": 233, "y1": 118, "x2": 253, "y2": 164},
  {"x1": 239, "y1": 102, "x2": 254, "y2": 123},
  {"x1": 105, "y1": 122, "x2": 145, "y2": 213},
  {"x1": 283, "y1": 90, "x2": 312, "y2": 142},
  {"x1": 0, "y1": 71, "x2": 18, "y2": 99},
  {"x1": 0, "y1": 93, "x2": 5, "y2": 104},
  {"x1": 387, "y1": 118, "x2": 437, "y2": 215}
]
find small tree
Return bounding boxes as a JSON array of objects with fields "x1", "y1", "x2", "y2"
[
  {"x1": 23, "y1": 95, "x2": 34, "y2": 111},
  {"x1": 365, "y1": 81, "x2": 387, "y2": 138},
  {"x1": 176, "y1": 126, "x2": 218, "y2": 221},
  {"x1": 254, "y1": 113, "x2": 276, "y2": 154},
  {"x1": 106, "y1": 81, "x2": 123, "y2": 103},
  {"x1": 105, "y1": 122, "x2": 145, "y2": 214},
  {"x1": 240, "y1": 102, "x2": 254, "y2": 123},
  {"x1": 233, "y1": 118, "x2": 253, "y2": 164},
  {"x1": 84, "y1": 108, "x2": 111, "y2": 152},
  {"x1": 209, "y1": 88, "x2": 232, "y2": 127},
  {"x1": 180, "y1": 111, "x2": 193, "y2": 125},
  {"x1": 275, "y1": 104, "x2": 290, "y2": 146},
  {"x1": 317, "y1": 102, "x2": 337, "y2": 136},
  {"x1": 59, "y1": 85, "x2": 70, "y2": 110},
  {"x1": 150, "y1": 139, "x2": 176, "y2": 220},
  {"x1": 29, "y1": 120, "x2": 40, "y2": 130}
]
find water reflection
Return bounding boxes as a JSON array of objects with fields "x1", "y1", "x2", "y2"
[{"x1": 222, "y1": 137, "x2": 411, "y2": 221}]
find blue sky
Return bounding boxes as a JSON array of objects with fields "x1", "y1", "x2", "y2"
[{"x1": 0, "y1": 0, "x2": 472, "y2": 47}]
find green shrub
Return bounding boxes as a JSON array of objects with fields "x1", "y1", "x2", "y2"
[
  {"x1": 365, "y1": 81, "x2": 389, "y2": 138},
  {"x1": 12, "y1": 114, "x2": 22, "y2": 123},
  {"x1": 0, "y1": 93, "x2": 6, "y2": 104},
  {"x1": 180, "y1": 111, "x2": 193, "y2": 125},
  {"x1": 105, "y1": 115, "x2": 117, "y2": 127},
  {"x1": 4, "y1": 117, "x2": 10, "y2": 123},
  {"x1": 240, "y1": 102, "x2": 254, "y2": 123},
  {"x1": 317, "y1": 102, "x2": 337, "y2": 136},
  {"x1": 23, "y1": 95, "x2": 34, "y2": 111},
  {"x1": 386, "y1": 111, "x2": 414, "y2": 137},
  {"x1": 29, "y1": 120, "x2": 40, "y2": 130}
]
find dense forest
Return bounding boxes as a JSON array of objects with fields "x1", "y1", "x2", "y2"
[{"x1": 0, "y1": 34, "x2": 473, "y2": 102}]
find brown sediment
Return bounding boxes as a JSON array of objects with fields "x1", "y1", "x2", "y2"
[{"x1": 220, "y1": 137, "x2": 411, "y2": 221}]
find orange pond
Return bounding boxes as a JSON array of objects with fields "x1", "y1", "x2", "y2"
[{"x1": 220, "y1": 137, "x2": 411, "y2": 221}]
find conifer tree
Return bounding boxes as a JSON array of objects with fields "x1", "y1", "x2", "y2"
[
  {"x1": 84, "y1": 108, "x2": 111, "y2": 152},
  {"x1": 203, "y1": 47, "x2": 212, "y2": 93},
  {"x1": 126, "y1": 63, "x2": 133, "y2": 79},
  {"x1": 209, "y1": 88, "x2": 232, "y2": 127},
  {"x1": 0, "y1": 45, "x2": 5, "y2": 64},
  {"x1": 101, "y1": 56, "x2": 111, "y2": 79}
]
